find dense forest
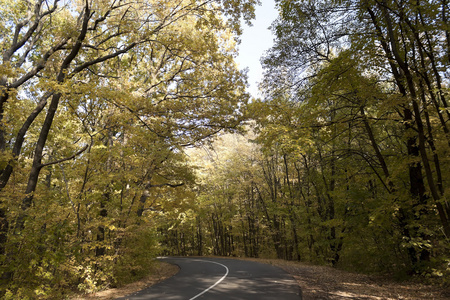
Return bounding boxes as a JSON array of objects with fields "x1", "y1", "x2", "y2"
[{"x1": 0, "y1": 0, "x2": 449, "y2": 298}]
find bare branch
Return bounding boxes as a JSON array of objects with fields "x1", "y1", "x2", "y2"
[{"x1": 40, "y1": 145, "x2": 89, "y2": 169}]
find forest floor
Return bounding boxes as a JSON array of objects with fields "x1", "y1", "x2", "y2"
[
  {"x1": 74, "y1": 257, "x2": 450, "y2": 300},
  {"x1": 250, "y1": 258, "x2": 450, "y2": 300}
]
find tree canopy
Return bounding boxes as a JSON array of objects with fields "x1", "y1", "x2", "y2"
[
  {"x1": 160, "y1": 0, "x2": 450, "y2": 284},
  {"x1": 0, "y1": 0, "x2": 254, "y2": 297}
]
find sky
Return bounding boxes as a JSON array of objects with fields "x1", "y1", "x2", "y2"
[{"x1": 235, "y1": 0, "x2": 279, "y2": 99}]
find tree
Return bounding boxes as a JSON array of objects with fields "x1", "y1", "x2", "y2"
[
  {"x1": 0, "y1": 0, "x2": 256, "y2": 296},
  {"x1": 258, "y1": 0, "x2": 449, "y2": 274}
]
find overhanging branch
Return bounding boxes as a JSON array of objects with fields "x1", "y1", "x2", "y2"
[{"x1": 40, "y1": 145, "x2": 89, "y2": 169}]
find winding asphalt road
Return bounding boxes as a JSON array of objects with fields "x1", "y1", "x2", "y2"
[{"x1": 117, "y1": 257, "x2": 302, "y2": 299}]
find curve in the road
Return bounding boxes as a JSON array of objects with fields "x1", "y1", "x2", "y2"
[
  {"x1": 117, "y1": 256, "x2": 302, "y2": 300},
  {"x1": 187, "y1": 259, "x2": 229, "y2": 300}
]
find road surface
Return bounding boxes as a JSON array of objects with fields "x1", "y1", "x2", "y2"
[{"x1": 117, "y1": 257, "x2": 302, "y2": 299}]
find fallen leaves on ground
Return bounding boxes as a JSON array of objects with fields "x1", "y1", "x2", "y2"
[{"x1": 251, "y1": 258, "x2": 450, "y2": 300}]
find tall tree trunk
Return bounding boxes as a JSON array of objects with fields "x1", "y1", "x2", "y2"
[
  {"x1": 17, "y1": 3, "x2": 90, "y2": 228},
  {"x1": 0, "y1": 94, "x2": 50, "y2": 190}
]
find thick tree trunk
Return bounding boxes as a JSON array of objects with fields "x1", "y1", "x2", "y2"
[
  {"x1": 16, "y1": 3, "x2": 90, "y2": 230},
  {"x1": 0, "y1": 94, "x2": 50, "y2": 190}
]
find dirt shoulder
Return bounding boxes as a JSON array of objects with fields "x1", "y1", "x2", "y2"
[
  {"x1": 250, "y1": 258, "x2": 449, "y2": 300},
  {"x1": 74, "y1": 257, "x2": 449, "y2": 300}
]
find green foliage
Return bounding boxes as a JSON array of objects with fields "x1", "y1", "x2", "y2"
[
  {"x1": 113, "y1": 226, "x2": 160, "y2": 286},
  {"x1": 0, "y1": 0, "x2": 254, "y2": 297},
  {"x1": 160, "y1": 0, "x2": 450, "y2": 284},
  {"x1": 256, "y1": 0, "x2": 450, "y2": 280}
]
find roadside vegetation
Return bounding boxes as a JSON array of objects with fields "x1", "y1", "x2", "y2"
[{"x1": 71, "y1": 261, "x2": 179, "y2": 300}]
